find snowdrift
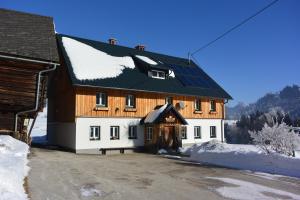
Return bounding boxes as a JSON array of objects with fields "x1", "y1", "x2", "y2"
[
  {"x1": 0, "y1": 135, "x2": 30, "y2": 200},
  {"x1": 186, "y1": 140, "x2": 300, "y2": 178}
]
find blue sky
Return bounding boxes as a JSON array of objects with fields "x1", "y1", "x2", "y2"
[{"x1": 2, "y1": 0, "x2": 299, "y2": 106}]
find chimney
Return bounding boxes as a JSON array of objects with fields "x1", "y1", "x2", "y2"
[
  {"x1": 108, "y1": 38, "x2": 117, "y2": 45},
  {"x1": 135, "y1": 44, "x2": 145, "y2": 51}
]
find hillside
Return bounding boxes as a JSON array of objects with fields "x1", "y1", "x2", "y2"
[{"x1": 226, "y1": 85, "x2": 300, "y2": 120}]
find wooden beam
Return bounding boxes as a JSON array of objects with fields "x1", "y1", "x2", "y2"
[
  {"x1": 0, "y1": 85, "x2": 37, "y2": 94},
  {"x1": 0, "y1": 68, "x2": 38, "y2": 77},
  {"x1": 0, "y1": 88, "x2": 36, "y2": 98},
  {"x1": 0, "y1": 65, "x2": 41, "y2": 74},
  {"x1": 0, "y1": 73, "x2": 35, "y2": 82}
]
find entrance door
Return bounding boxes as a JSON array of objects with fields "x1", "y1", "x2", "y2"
[{"x1": 162, "y1": 126, "x2": 177, "y2": 149}]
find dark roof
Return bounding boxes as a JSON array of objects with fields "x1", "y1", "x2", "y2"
[
  {"x1": 140, "y1": 104, "x2": 188, "y2": 125},
  {"x1": 57, "y1": 34, "x2": 232, "y2": 99},
  {"x1": 0, "y1": 8, "x2": 59, "y2": 62}
]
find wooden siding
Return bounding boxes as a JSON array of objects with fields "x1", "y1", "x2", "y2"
[
  {"x1": 75, "y1": 87, "x2": 225, "y2": 119},
  {"x1": 47, "y1": 62, "x2": 75, "y2": 123}
]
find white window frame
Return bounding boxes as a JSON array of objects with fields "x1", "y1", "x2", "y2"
[
  {"x1": 194, "y1": 99, "x2": 201, "y2": 111},
  {"x1": 110, "y1": 126, "x2": 120, "y2": 140},
  {"x1": 146, "y1": 127, "x2": 153, "y2": 141},
  {"x1": 210, "y1": 126, "x2": 217, "y2": 138},
  {"x1": 151, "y1": 70, "x2": 165, "y2": 79},
  {"x1": 96, "y1": 92, "x2": 107, "y2": 107},
  {"x1": 126, "y1": 94, "x2": 135, "y2": 108},
  {"x1": 194, "y1": 126, "x2": 201, "y2": 139},
  {"x1": 90, "y1": 126, "x2": 100, "y2": 140},
  {"x1": 210, "y1": 100, "x2": 216, "y2": 112},
  {"x1": 129, "y1": 126, "x2": 137, "y2": 139},
  {"x1": 181, "y1": 126, "x2": 187, "y2": 139}
]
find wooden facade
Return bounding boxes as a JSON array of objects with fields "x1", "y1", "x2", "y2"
[{"x1": 74, "y1": 87, "x2": 225, "y2": 119}]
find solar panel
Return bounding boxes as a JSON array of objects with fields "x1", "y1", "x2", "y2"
[{"x1": 169, "y1": 65, "x2": 215, "y2": 88}]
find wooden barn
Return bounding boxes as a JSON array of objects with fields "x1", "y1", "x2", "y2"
[{"x1": 0, "y1": 8, "x2": 59, "y2": 143}]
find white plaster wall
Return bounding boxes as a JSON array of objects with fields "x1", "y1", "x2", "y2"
[
  {"x1": 75, "y1": 117, "x2": 144, "y2": 151},
  {"x1": 47, "y1": 122, "x2": 76, "y2": 150},
  {"x1": 182, "y1": 119, "x2": 223, "y2": 145}
]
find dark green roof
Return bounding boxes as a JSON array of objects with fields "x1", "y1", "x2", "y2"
[{"x1": 57, "y1": 34, "x2": 232, "y2": 99}]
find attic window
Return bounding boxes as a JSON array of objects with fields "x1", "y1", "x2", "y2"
[{"x1": 150, "y1": 70, "x2": 165, "y2": 79}]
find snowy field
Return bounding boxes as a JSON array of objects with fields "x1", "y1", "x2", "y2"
[
  {"x1": 0, "y1": 136, "x2": 29, "y2": 200},
  {"x1": 182, "y1": 140, "x2": 300, "y2": 178}
]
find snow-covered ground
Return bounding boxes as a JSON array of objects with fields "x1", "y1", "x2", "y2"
[
  {"x1": 0, "y1": 136, "x2": 30, "y2": 200},
  {"x1": 183, "y1": 140, "x2": 300, "y2": 178},
  {"x1": 207, "y1": 177, "x2": 300, "y2": 200}
]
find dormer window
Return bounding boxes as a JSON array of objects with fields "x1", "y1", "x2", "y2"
[{"x1": 150, "y1": 70, "x2": 165, "y2": 79}]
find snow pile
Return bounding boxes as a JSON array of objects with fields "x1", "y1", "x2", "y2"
[
  {"x1": 186, "y1": 140, "x2": 300, "y2": 178},
  {"x1": 207, "y1": 177, "x2": 300, "y2": 200},
  {"x1": 62, "y1": 37, "x2": 135, "y2": 80},
  {"x1": 135, "y1": 55, "x2": 157, "y2": 65},
  {"x1": 0, "y1": 136, "x2": 30, "y2": 200},
  {"x1": 144, "y1": 104, "x2": 168, "y2": 123},
  {"x1": 158, "y1": 149, "x2": 168, "y2": 154},
  {"x1": 31, "y1": 106, "x2": 47, "y2": 137}
]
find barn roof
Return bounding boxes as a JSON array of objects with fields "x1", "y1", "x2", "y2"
[
  {"x1": 57, "y1": 34, "x2": 232, "y2": 99},
  {"x1": 0, "y1": 8, "x2": 59, "y2": 62}
]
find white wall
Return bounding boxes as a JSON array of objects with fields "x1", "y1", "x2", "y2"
[
  {"x1": 47, "y1": 122, "x2": 76, "y2": 150},
  {"x1": 75, "y1": 117, "x2": 144, "y2": 151},
  {"x1": 182, "y1": 119, "x2": 223, "y2": 146}
]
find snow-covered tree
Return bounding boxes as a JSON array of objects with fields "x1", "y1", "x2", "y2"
[{"x1": 249, "y1": 122, "x2": 300, "y2": 156}]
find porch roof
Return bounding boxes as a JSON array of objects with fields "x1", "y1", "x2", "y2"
[{"x1": 140, "y1": 104, "x2": 188, "y2": 125}]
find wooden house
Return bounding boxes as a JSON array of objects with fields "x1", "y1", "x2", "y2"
[
  {"x1": 48, "y1": 35, "x2": 232, "y2": 154},
  {"x1": 0, "y1": 9, "x2": 59, "y2": 143}
]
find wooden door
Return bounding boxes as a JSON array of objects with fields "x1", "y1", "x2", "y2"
[{"x1": 162, "y1": 126, "x2": 176, "y2": 149}]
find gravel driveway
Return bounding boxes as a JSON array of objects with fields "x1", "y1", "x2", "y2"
[{"x1": 28, "y1": 147, "x2": 300, "y2": 200}]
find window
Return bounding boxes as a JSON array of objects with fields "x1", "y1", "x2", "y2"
[
  {"x1": 129, "y1": 126, "x2": 137, "y2": 139},
  {"x1": 146, "y1": 127, "x2": 153, "y2": 141},
  {"x1": 194, "y1": 99, "x2": 201, "y2": 111},
  {"x1": 210, "y1": 126, "x2": 216, "y2": 138},
  {"x1": 110, "y1": 126, "x2": 120, "y2": 140},
  {"x1": 165, "y1": 96, "x2": 173, "y2": 105},
  {"x1": 96, "y1": 92, "x2": 107, "y2": 107},
  {"x1": 151, "y1": 70, "x2": 165, "y2": 79},
  {"x1": 194, "y1": 126, "x2": 201, "y2": 139},
  {"x1": 210, "y1": 100, "x2": 216, "y2": 112},
  {"x1": 181, "y1": 126, "x2": 187, "y2": 139},
  {"x1": 126, "y1": 94, "x2": 135, "y2": 108},
  {"x1": 90, "y1": 126, "x2": 100, "y2": 140}
]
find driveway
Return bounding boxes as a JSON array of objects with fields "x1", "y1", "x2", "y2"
[{"x1": 28, "y1": 147, "x2": 300, "y2": 200}]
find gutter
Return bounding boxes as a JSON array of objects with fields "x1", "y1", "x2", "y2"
[{"x1": 0, "y1": 54, "x2": 59, "y2": 132}]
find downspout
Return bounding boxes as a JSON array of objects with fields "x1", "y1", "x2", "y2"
[
  {"x1": 221, "y1": 99, "x2": 229, "y2": 143},
  {"x1": 14, "y1": 64, "x2": 57, "y2": 132}
]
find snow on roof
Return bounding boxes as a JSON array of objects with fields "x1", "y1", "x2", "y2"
[
  {"x1": 144, "y1": 104, "x2": 168, "y2": 123},
  {"x1": 135, "y1": 55, "x2": 158, "y2": 65},
  {"x1": 62, "y1": 37, "x2": 135, "y2": 80}
]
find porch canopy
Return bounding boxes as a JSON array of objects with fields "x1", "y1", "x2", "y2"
[{"x1": 140, "y1": 104, "x2": 188, "y2": 125}]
